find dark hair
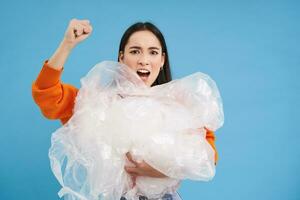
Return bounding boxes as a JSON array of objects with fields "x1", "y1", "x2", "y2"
[{"x1": 118, "y1": 22, "x2": 172, "y2": 87}]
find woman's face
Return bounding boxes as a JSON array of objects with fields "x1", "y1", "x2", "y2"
[{"x1": 119, "y1": 30, "x2": 165, "y2": 87}]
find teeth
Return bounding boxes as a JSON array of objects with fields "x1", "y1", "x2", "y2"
[{"x1": 137, "y1": 69, "x2": 150, "y2": 73}]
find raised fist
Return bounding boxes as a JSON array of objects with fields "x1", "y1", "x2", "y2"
[{"x1": 62, "y1": 18, "x2": 93, "y2": 50}]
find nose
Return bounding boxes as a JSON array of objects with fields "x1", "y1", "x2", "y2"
[{"x1": 138, "y1": 53, "x2": 150, "y2": 66}]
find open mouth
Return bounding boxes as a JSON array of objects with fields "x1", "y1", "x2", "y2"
[{"x1": 136, "y1": 69, "x2": 151, "y2": 81}]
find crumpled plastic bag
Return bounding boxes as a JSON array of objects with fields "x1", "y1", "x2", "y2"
[{"x1": 48, "y1": 61, "x2": 224, "y2": 200}]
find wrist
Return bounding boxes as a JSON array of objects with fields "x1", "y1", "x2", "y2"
[{"x1": 59, "y1": 39, "x2": 74, "y2": 53}]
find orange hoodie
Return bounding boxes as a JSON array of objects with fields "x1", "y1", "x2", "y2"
[{"x1": 32, "y1": 60, "x2": 218, "y2": 163}]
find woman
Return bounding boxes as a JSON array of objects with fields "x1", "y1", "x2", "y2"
[{"x1": 32, "y1": 19, "x2": 218, "y2": 200}]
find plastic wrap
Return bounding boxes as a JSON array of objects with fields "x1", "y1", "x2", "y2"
[{"x1": 48, "y1": 61, "x2": 224, "y2": 200}]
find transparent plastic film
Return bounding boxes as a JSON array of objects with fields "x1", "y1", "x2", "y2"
[{"x1": 49, "y1": 61, "x2": 224, "y2": 200}]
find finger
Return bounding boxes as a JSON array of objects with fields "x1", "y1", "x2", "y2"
[
  {"x1": 126, "y1": 152, "x2": 138, "y2": 166},
  {"x1": 77, "y1": 22, "x2": 92, "y2": 34},
  {"x1": 76, "y1": 33, "x2": 90, "y2": 42},
  {"x1": 70, "y1": 18, "x2": 89, "y2": 25},
  {"x1": 74, "y1": 25, "x2": 91, "y2": 39},
  {"x1": 132, "y1": 176, "x2": 137, "y2": 187},
  {"x1": 73, "y1": 25, "x2": 84, "y2": 37},
  {"x1": 80, "y1": 19, "x2": 90, "y2": 25},
  {"x1": 82, "y1": 25, "x2": 92, "y2": 34},
  {"x1": 124, "y1": 166, "x2": 140, "y2": 176}
]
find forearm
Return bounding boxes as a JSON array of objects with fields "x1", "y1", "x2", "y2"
[{"x1": 48, "y1": 39, "x2": 73, "y2": 70}]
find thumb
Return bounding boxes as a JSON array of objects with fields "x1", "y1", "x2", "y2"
[{"x1": 126, "y1": 152, "x2": 138, "y2": 166}]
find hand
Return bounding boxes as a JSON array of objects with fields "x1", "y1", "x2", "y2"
[
  {"x1": 62, "y1": 18, "x2": 93, "y2": 50},
  {"x1": 124, "y1": 152, "x2": 167, "y2": 186}
]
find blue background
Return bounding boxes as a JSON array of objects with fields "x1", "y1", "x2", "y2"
[{"x1": 0, "y1": 0, "x2": 299, "y2": 199}]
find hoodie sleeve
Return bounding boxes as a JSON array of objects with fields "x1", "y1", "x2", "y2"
[
  {"x1": 31, "y1": 60, "x2": 78, "y2": 125},
  {"x1": 205, "y1": 128, "x2": 218, "y2": 165}
]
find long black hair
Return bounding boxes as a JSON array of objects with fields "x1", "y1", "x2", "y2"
[{"x1": 118, "y1": 22, "x2": 172, "y2": 87}]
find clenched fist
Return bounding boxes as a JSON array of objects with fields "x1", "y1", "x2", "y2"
[{"x1": 62, "y1": 18, "x2": 93, "y2": 50}]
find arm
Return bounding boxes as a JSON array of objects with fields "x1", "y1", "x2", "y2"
[
  {"x1": 32, "y1": 18, "x2": 92, "y2": 125},
  {"x1": 32, "y1": 60, "x2": 78, "y2": 125},
  {"x1": 124, "y1": 129, "x2": 219, "y2": 182}
]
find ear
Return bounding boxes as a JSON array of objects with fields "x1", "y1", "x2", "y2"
[
  {"x1": 161, "y1": 52, "x2": 165, "y2": 67},
  {"x1": 119, "y1": 51, "x2": 124, "y2": 63}
]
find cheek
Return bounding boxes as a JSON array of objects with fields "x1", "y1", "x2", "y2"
[
  {"x1": 149, "y1": 62, "x2": 161, "y2": 82},
  {"x1": 152, "y1": 60, "x2": 162, "y2": 72},
  {"x1": 123, "y1": 54, "x2": 138, "y2": 69}
]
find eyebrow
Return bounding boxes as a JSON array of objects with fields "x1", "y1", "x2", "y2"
[{"x1": 129, "y1": 46, "x2": 160, "y2": 50}]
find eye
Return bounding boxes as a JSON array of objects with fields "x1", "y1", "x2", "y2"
[
  {"x1": 130, "y1": 50, "x2": 140, "y2": 55},
  {"x1": 150, "y1": 51, "x2": 159, "y2": 55}
]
